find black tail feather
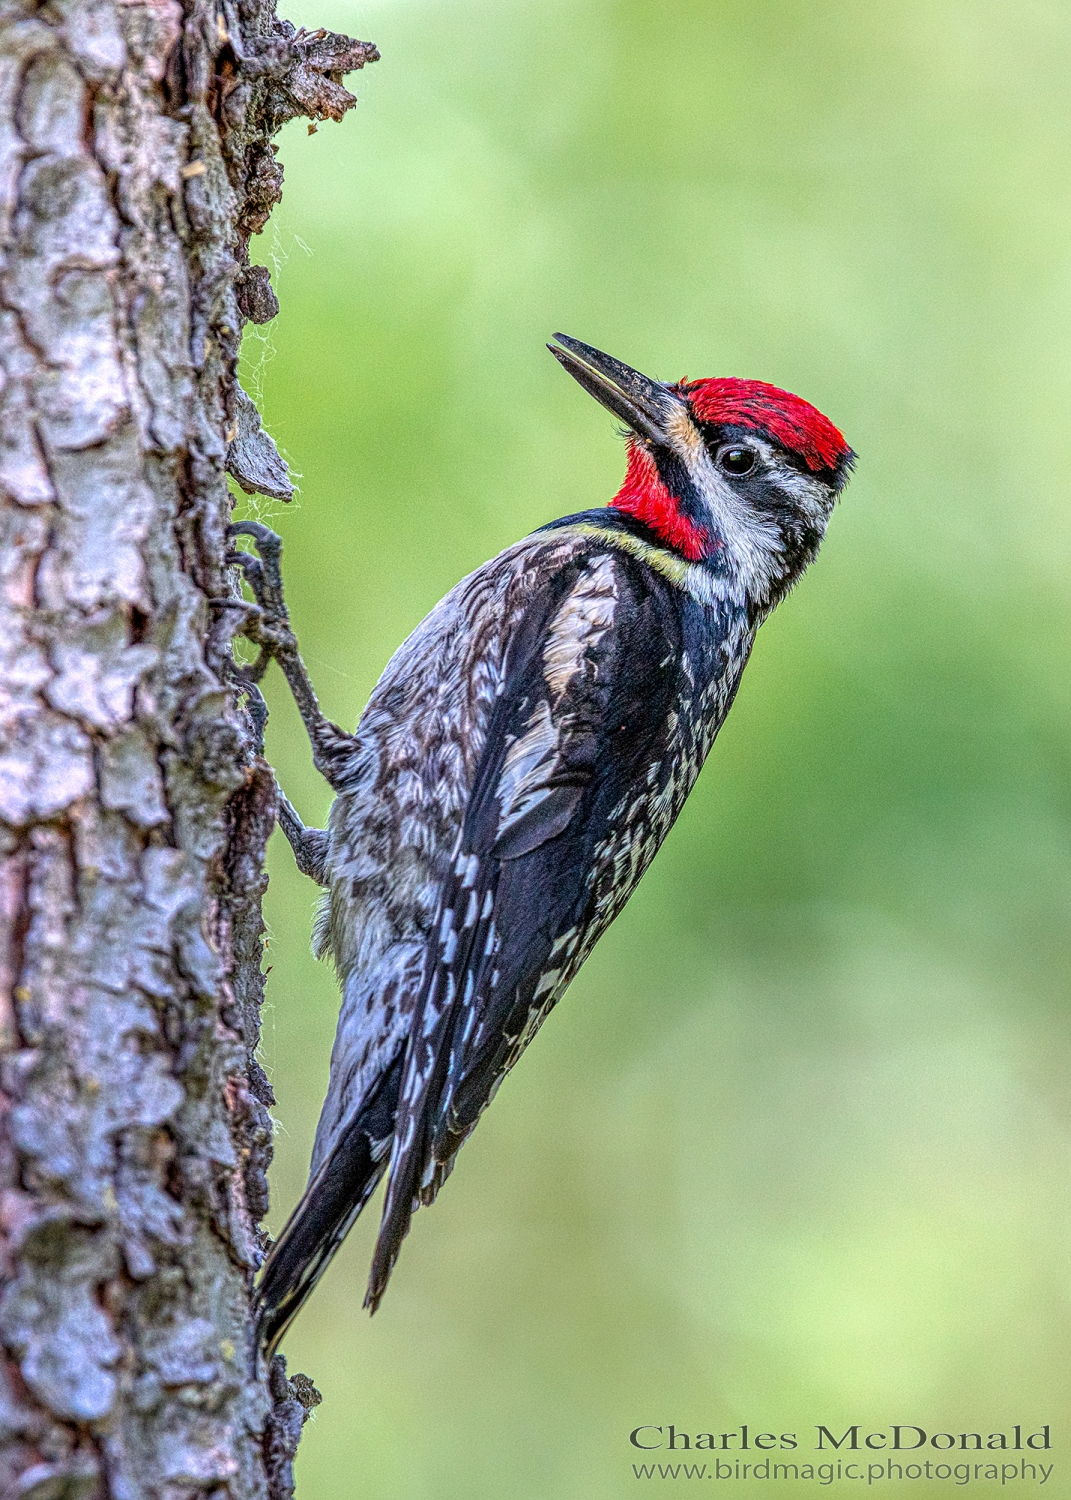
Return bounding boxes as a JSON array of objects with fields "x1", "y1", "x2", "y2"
[{"x1": 256, "y1": 1052, "x2": 404, "y2": 1359}]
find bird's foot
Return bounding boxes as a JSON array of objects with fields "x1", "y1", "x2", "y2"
[
  {"x1": 236, "y1": 674, "x2": 269, "y2": 755},
  {"x1": 223, "y1": 521, "x2": 349, "y2": 784},
  {"x1": 226, "y1": 522, "x2": 299, "y2": 663}
]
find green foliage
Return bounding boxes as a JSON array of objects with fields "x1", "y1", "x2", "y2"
[{"x1": 243, "y1": 1, "x2": 1071, "y2": 1493}]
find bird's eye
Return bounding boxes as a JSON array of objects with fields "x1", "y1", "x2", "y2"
[{"x1": 719, "y1": 446, "x2": 756, "y2": 476}]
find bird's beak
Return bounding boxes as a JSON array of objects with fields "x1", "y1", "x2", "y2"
[{"x1": 548, "y1": 333, "x2": 685, "y2": 446}]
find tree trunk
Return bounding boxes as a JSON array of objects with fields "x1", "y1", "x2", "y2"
[{"x1": 0, "y1": 1, "x2": 375, "y2": 1494}]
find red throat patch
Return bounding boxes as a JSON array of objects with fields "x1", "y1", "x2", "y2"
[
  {"x1": 683, "y1": 378, "x2": 849, "y2": 473},
  {"x1": 609, "y1": 442, "x2": 709, "y2": 561}
]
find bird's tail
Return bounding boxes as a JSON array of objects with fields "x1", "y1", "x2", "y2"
[{"x1": 255, "y1": 1052, "x2": 404, "y2": 1361}]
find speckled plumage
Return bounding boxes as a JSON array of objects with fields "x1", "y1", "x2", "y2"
[{"x1": 247, "y1": 336, "x2": 853, "y2": 1356}]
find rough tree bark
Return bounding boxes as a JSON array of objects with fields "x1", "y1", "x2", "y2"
[{"x1": 0, "y1": 1, "x2": 376, "y2": 1495}]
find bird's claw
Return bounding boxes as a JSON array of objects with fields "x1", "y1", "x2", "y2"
[
  {"x1": 227, "y1": 522, "x2": 297, "y2": 658},
  {"x1": 224, "y1": 518, "x2": 344, "y2": 788},
  {"x1": 234, "y1": 673, "x2": 269, "y2": 754}
]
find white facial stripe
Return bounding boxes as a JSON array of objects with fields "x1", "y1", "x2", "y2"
[
  {"x1": 684, "y1": 436, "x2": 784, "y2": 599},
  {"x1": 665, "y1": 425, "x2": 832, "y2": 604}
]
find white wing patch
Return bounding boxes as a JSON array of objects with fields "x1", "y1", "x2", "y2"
[
  {"x1": 542, "y1": 553, "x2": 618, "y2": 702},
  {"x1": 496, "y1": 697, "x2": 559, "y2": 839},
  {"x1": 494, "y1": 558, "x2": 618, "y2": 846}
]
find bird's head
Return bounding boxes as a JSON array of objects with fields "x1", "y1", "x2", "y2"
[{"x1": 549, "y1": 333, "x2": 854, "y2": 612}]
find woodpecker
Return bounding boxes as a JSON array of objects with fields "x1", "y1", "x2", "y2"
[{"x1": 233, "y1": 334, "x2": 853, "y2": 1358}]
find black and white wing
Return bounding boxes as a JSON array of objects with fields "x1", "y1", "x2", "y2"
[{"x1": 366, "y1": 549, "x2": 686, "y2": 1308}]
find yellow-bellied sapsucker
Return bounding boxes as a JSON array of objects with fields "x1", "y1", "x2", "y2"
[{"x1": 233, "y1": 335, "x2": 853, "y2": 1358}]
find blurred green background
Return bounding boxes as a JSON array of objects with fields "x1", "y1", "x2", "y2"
[{"x1": 239, "y1": 0, "x2": 1071, "y2": 1493}]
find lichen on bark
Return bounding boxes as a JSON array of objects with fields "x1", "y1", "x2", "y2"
[{"x1": 0, "y1": 0, "x2": 376, "y2": 1493}]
